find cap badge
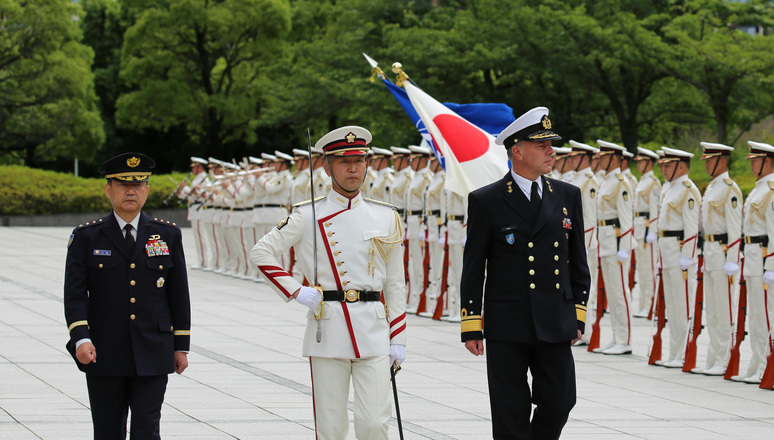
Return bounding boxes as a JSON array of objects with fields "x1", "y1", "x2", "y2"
[
  {"x1": 127, "y1": 156, "x2": 141, "y2": 168},
  {"x1": 345, "y1": 132, "x2": 356, "y2": 143},
  {"x1": 541, "y1": 115, "x2": 552, "y2": 130}
]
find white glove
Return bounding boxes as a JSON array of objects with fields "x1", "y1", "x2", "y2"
[
  {"x1": 679, "y1": 256, "x2": 692, "y2": 271},
  {"x1": 438, "y1": 235, "x2": 446, "y2": 246},
  {"x1": 646, "y1": 232, "x2": 657, "y2": 244},
  {"x1": 295, "y1": 286, "x2": 322, "y2": 314},
  {"x1": 724, "y1": 262, "x2": 739, "y2": 276},
  {"x1": 764, "y1": 271, "x2": 774, "y2": 286},
  {"x1": 616, "y1": 249, "x2": 629, "y2": 263},
  {"x1": 418, "y1": 231, "x2": 426, "y2": 240},
  {"x1": 461, "y1": 235, "x2": 467, "y2": 246},
  {"x1": 390, "y1": 344, "x2": 406, "y2": 366}
]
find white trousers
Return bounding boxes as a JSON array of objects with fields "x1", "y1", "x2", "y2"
[
  {"x1": 581, "y1": 248, "x2": 598, "y2": 343},
  {"x1": 662, "y1": 265, "x2": 695, "y2": 362},
  {"x1": 406, "y1": 216, "x2": 425, "y2": 310},
  {"x1": 310, "y1": 355, "x2": 392, "y2": 440},
  {"x1": 241, "y1": 225, "x2": 259, "y2": 277},
  {"x1": 702, "y1": 268, "x2": 735, "y2": 369},
  {"x1": 223, "y1": 224, "x2": 244, "y2": 274},
  {"x1": 421, "y1": 220, "x2": 443, "y2": 316},
  {"x1": 634, "y1": 242, "x2": 657, "y2": 313},
  {"x1": 200, "y1": 220, "x2": 218, "y2": 268},
  {"x1": 600, "y1": 254, "x2": 632, "y2": 345},
  {"x1": 742, "y1": 276, "x2": 772, "y2": 380}
]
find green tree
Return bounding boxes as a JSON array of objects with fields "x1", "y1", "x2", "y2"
[
  {"x1": 116, "y1": 0, "x2": 292, "y2": 159},
  {"x1": 0, "y1": 0, "x2": 105, "y2": 165}
]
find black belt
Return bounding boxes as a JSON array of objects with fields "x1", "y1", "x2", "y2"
[
  {"x1": 744, "y1": 235, "x2": 768, "y2": 247},
  {"x1": 659, "y1": 230, "x2": 684, "y2": 240},
  {"x1": 428, "y1": 210, "x2": 441, "y2": 217},
  {"x1": 322, "y1": 290, "x2": 381, "y2": 302},
  {"x1": 230, "y1": 207, "x2": 249, "y2": 211},
  {"x1": 598, "y1": 218, "x2": 620, "y2": 228},
  {"x1": 406, "y1": 210, "x2": 422, "y2": 216},
  {"x1": 447, "y1": 214, "x2": 463, "y2": 221},
  {"x1": 635, "y1": 211, "x2": 650, "y2": 219},
  {"x1": 704, "y1": 233, "x2": 728, "y2": 244},
  {"x1": 396, "y1": 208, "x2": 405, "y2": 215},
  {"x1": 254, "y1": 203, "x2": 284, "y2": 208}
]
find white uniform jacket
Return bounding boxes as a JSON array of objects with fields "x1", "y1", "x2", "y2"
[
  {"x1": 250, "y1": 189, "x2": 407, "y2": 359},
  {"x1": 569, "y1": 167, "x2": 600, "y2": 250},
  {"x1": 743, "y1": 174, "x2": 774, "y2": 275},
  {"x1": 701, "y1": 171, "x2": 742, "y2": 269},
  {"x1": 371, "y1": 168, "x2": 394, "y2": 203},
  {"x1": 597, "y1": 168, "x2": 635, "y2": 257},
  {"x1": 633, "y1": 170, "x2": 661, "y2": 244},
  {"x1": 658, "y1": 175, "x2": 702, "y2": 268}
]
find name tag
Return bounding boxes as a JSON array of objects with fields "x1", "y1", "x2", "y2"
[{"x1": 93, "y1": 249, "x2": 112, "y2": 256}]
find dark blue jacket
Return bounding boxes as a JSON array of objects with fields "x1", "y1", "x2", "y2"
[{"x1": 64, "y1": 212, "x2": 191, "y2": 376}]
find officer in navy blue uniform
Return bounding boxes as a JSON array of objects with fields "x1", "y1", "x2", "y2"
[
  {"x1": 461, "y1": 107, "x2": 590, "y2": 440},
  {"x1": 64, "y1": 152, "x2": 191, "y2": 440}
]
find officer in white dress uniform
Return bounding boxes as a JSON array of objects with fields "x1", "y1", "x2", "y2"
[
  {"x1": 567, "y1": 141, "x2": 600, "y2": 346},
  {"x1": 693, "y1": 142, "x2": 742, "y2": 376},
  {"x1": 732, "y1": 141, "x2": 774, "y2": 383},
  {"x1": 250, "y1": 126, "x2": 407, "y2": 440},
  {"x1": 370, "y1": 147, "x2": 394, "y2": 203},
  {"x1": 176, "y1": 157, "x2": 210, "y2": 268},
  {"x1": 656, "y1": 147, "x2": 701, "y2": 368},
  {"x1": 593, "y1": 140, "x2": 635, "y2": 355},
  {"x1": 631, "y1": 148, "x2": 662, "y2": 318}
]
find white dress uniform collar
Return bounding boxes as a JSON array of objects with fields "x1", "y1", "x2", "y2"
[
  {"x1": 671, "y1": 173, "x2": 690, "y2": 186},
  {"x1": 754, "y1": 172, "x2": 774, "y2": 187},
  {"x1": 327, "y1": 188, "x2": 364, "y2": 210}
]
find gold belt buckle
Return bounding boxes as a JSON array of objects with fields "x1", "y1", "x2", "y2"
[
  {"x1": 345, "y1": 289, "x2": 360, "y2": 302},
  {"x1": 745, "y1": 236, "x2": 752, "y2": 245},
  {"x1": 705, "y1": 234, "x2": 713, "y2": 242}
]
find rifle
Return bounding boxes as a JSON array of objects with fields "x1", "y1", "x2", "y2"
[
  {"x1": 648, "y1": 267, "x2": 666, "y2": 364},
  {"x1": 760, "y1": 327, "x2": 774, "y2": 389},
  {"x1": 725, "y1": 263, "x2": 747, "y2": 380},
  {"x1": 588, "y1": 254, "x2": 605, "y2": 352},
  {"x1": 628, "y1": 249, "x2": 636, "y2": 292},
  {"x1": 432, "y1": 228, "x2": 450, "y2": 320},
  {"x1": 683, "y1": 254, "x2": 704, "y2": 372}
]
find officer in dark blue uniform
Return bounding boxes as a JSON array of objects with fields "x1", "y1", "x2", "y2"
[
  {"x1": 461, "y1": 107, "x2": 590, "y2": 440},
  {"x1": 64, "y1": 152, "x2": 191, "y2": 439}
]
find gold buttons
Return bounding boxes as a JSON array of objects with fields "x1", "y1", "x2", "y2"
[
  {"x1": 339, "y1": 271, "x2": 347, "y2": 276},
  {"x1": 554, "y1": 255, "x2": 559, "y2": 261},
  {"x1": 158, "y1": 265, "x2": 163, "y2": 270},
  {"x1": 334, "y1": 251, "x2": 341, "y2": 256},
  {"x1": 170, "y1": 326, "x2": 174, "y2": 331},
  {"x1": 325, "y1": 222, "x2": 332, "y2": 227},
  {"x1": 130, "y1": 280, "x2": 136, "y2": 286},
  {"x1": 130, "y1": 298, "x2": 136, "y2": 303},
  {"x1": 130, "y1": 314, "x2": 136, "y2": 320},
  {"x1": 529, "y1": 256, "x2": 534, "y2": 262},
  {"x1": 331, "y1": 241, "x2": 338, "y2": 246},
  {"x1": 530, "y1": 283, "x2": 536, "y2": 289},
  {"x1": 528, "y1": 242, "x2": 534, "y2": 248},
  {"x1": 555, "y1": 269, "x2": 559, "y2": 275},
  {"x1": 556, "y1": 283, "x2": 560, "y2": 289},
  {"x1": 327, "y1": 231, "x2": 335, "y2": 237},
  {"x1": 130, "y1": 263, "x2": 135, "y2": 269},
  {"x1": 343, "y1": 280, "x2": 350, "y2": 286},
  {"x1": 529, "y1": 269, "x2": 535, "y2": 275},
  {"x1": 336, "y1": 261, "x2": 343, "y2": 266},
  {"x1": 98, "y1": 264, "x2": 103, "y2": 268},
  {"x1": 554, "y1": 242, "x2": 559, "y2": 247}
]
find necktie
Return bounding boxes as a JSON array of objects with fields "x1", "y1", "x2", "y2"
[
  {"x1": 530, "y1": 181, "x2": 542, "y2": 213},
  {"x1": 124, "y1": 224, "x2": 135, "y2": 251}
]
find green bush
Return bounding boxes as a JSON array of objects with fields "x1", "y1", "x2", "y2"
[{"x1": 0, "y1": 165, "x2": 187, "y2": 215}]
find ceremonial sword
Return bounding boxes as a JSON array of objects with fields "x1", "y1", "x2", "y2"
[{"x1": 307, "y1": 128, "x2": 324, "y2": 343}]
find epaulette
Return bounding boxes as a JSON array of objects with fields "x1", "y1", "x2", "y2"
[
  {"x1": 77, "y1": 218, "x2": 104, "y2": 229},
  {"x1": 585, "y1": 171, "x2": 593, "y2": 178},
  {"x1": 616, "y1": 173, "x2": 624, "y2": 181},
  {"x1": 769, "y1": 181, "x2": 774, "y2": 191},
  {"x1": 364, "y1": 197, "x2": 399, "y2": 210},
  {"x1": 683, "y1": 180, "x2": 693, "y2": 188},
  {"x1": 293, "y1": 196, "x2": 326, "y2": 208},
  {"x1": 724, "y1": 177, "x2": 733, "y2": 186},
  {"x1": 150, "y1": 217, "x2": 180, "y2": 228}
]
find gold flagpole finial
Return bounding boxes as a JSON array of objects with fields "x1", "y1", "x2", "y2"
[
  {"x1": 369, "y1": 66, "x2": 385, "y2": 83},
  {"x1": 392, "y1": 62, "x2": 409, "y2": 87}
]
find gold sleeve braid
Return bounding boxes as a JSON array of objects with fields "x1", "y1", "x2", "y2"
[{"x1": 368, "y1": 210, "x2": 405, "y2": 277}]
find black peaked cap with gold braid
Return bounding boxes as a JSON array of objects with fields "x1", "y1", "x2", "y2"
[{"x1": 99, "y1": 152, "x2": 156, "y2": 182}]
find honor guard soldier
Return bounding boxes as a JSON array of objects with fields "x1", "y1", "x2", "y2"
[
  {"x1": 389, "y1": 146, "x2": 414, "y2": 219},
  {"x1": 461, "y1": 107, "x2": 590, "y2": 439},
  {"x1": 553, "y1": 146, "x2": 574, "y2": 181},
  {"x1": 592, "y1": 148, "x2": 606, "y2": 183},
  {"x1": 656, "y1": 147, "x2": 701, "y2": 368},
  {"x1": 177, "y1": 157, "x2": 211, "y2": 269},
  {"x1": 694, "y1": 142, "x2": 742, "y2": 376},
  {"x1": 593, "y1": 140, "x2": 635, "y2": 355},
  {"x1": 207, "y1": 158, "x2": 230, "y2": 273},
  {"x1": 420, "y1": 157, "x2": 446, "y2": 318},
  {"x1": 442, "y1": 186, "x2": 467, "y2": 322},
  {"x1": 733, "y1": 141, "x2": 774, "y2": 383},
  {"x1": 631, "y1": 148, "x2": 662, "y2": 318},
  {"x1": 370, "y1": 147, "x2": 394, "y2": 203},
  {"x1": 291, "y1": 148, "x2": 312, "y2": 204},
  {"x1": 64, "y1": 153, "x2": 191, "y2": 439},
  {"x1": 250, "y1": 126, "x2": 407, "y2": 439},
  {"x1": 405, "y1": 144, "x2": 434, "y2": 313},
  {"x1": 361, "y1": 149, "x2": 377, "y2": 198},
  {"x1": 568, "y1": 140, "x2": 600, "y2": 346},
  {"x1": 622, "y1": 150, "x2": 638, "y2": 189}
]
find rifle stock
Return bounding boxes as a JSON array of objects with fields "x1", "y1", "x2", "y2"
[
  {"x1": 432, "y1": 229, "x2": 450, "y2": 320},
  {"x1": 648, "y1": 268, "x2": 666, "y2": 365},
  {"x1": 416, "y1": 222, "x2": 430, "y2": 315},
  {"x1": 725, "y1": 268, "x2": 746, "y2": 380},
  {"x1": 683, "y1": 255, "x2": 704, "y2": 372},
  {"x1": 588, "y1": 258, "x2": 605, "y2": 352}
]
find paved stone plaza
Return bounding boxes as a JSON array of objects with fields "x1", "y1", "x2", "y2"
[{"x1": 1, "y1": 226, "x2": 773, "y2": 439}]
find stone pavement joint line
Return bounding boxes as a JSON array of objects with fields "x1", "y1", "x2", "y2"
[{"x1": 1, "y1": 226, "x2": 774, "y2": 439}]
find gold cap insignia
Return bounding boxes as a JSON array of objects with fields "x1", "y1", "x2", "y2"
[
  {"x1": 345, "y1": 132, "x2": 356, "y2": 143},
  {"x1": 127, "y1": 156, "x2": 141, "y2": 168},
  {"x1": 541, "y1": 115, "x2": 552, "y2": 130}
]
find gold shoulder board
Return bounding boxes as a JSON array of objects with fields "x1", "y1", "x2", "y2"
[
  {"x1": 364, "y1": 197, "x2": 399, "y2": 210},
  {"x1": 683, "y1": 180, "x2": 692, "y2": 187}
]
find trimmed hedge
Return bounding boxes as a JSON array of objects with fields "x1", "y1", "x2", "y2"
[{"x1": 0, "y1": 165, "x2": 187, "y2": 215}]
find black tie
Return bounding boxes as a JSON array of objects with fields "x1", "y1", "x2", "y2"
[
  {"x1": 530, "y1": 181, "x2": 542, "y2": 213},
  {"x1": 124, "y1": 224, "x2": 135, "y2": 251}
]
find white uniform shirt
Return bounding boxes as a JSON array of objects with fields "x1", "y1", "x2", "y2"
[
  {"x1": 658, "y1": 174, "x2": 701, "y2": 268},
  {"x1": 742, "y1": 173, "x2": 774, "y2": 274},
  {"x1": 569, "y1": 167, "x2": 600, "y2": 250},
  {"x1": 701, "y1": 171, "x2": 742, "y2": 268},
  {"x1": 597, "y1": 167, "x2": 635, "y2": 257}
]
